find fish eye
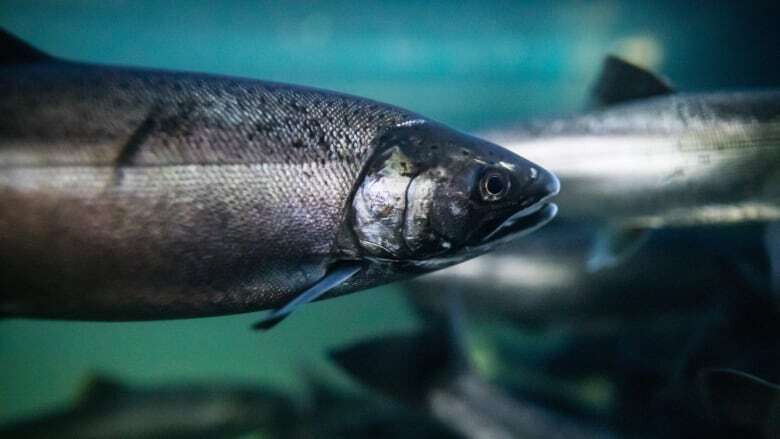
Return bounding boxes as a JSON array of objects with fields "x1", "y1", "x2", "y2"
[{"x1": 479, "y1": 170, "x2": 511, "y2": 202}]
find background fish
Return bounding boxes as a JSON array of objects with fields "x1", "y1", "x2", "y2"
[
  {"x1": 407, "y1": 222, "x2": 772, "y2": 327},
  {"x1": 0, "y1": 371, "x2": 462, "y2": 439},
  {"x1": 482, "y1": 56, "x2": 780, "y2": 269},
  {"x1": 697, "y1": 368, "x2": 780, "y2": 437},
  {"x1": 487, "y1": 56, "x2": 780, "y2": 228},
  {"x1": 330, "y1": 307, "x2": 617, "y2": 439},
  {"x1": 0, "y1": 375, "x2": 296, "y2": 438},
  {"x1": 292, "y1": 375, "x2": 457, "y2": 439},
  {"x1": 0, "y1": 29, "x2": 558, "y2": 327}
]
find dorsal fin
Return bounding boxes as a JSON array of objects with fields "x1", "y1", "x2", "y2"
[
  {"x1": 77, "y1": 374, "x2": 127, "y2": 405},
  {"x1": 330, "y1": 293, "x2": 471, "y2": 402},
  {"x1": 588, "y1": 55, "x2": 674, "y2": 109},
  {"x1": 0, "y1": 28, "x2": 52, "y2": 65}
]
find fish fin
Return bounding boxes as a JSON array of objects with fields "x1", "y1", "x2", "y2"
[
  {"x1": 330, "y1": 330, "x2": 451, "y2": 401},
  {"x1": 439, "y1": 290, "x2": 472, "y2": 373},
  {"x1": 298, "y1": 368, "x2": 354, "y2": 408},
  {"x1": 586, "y1": 225, "x2": 651, "y2": 272},
  {"x1": 330, "y1": 292, "x2": 470, "y2": 401},
  {"x1": 0, "y1": 28, "x2": 53, "y2": 65},
  {"x1": 77, "y1": 374, "x2": 126, "y2": 406},
  {"x1": 588, "y1": 55, "x2": 674, "y2": 109},
  {"x1": 404, "y1": 286, "x2": 471, "y2": 372},
  {"x1": 767, "y1": 221, "x2": 780, "y2": 300},
  {"x1": 253, "y1": 263, "x2": 361, "y2": 330},
  {"x1": 698, "y1": 368, "x2": 780, "y2": 426}
]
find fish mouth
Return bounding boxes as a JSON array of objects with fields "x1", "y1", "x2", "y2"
[
  {"x1": 481, "y1": 202, "x2": 558, "y2": 244},
  {"x1": 372, "y1": 202, "x2": 557, "y2": 272},
  {"x1": 478, "y1": 165, "x2": 560, "y2": 244}
]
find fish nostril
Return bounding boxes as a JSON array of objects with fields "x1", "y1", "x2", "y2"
[{"x1": 520, "y1": 169, "x2": 559, "y2": 207}]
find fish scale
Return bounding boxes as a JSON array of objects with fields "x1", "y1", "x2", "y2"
[
  {"x1": 0, "y1": 62, "x2": 419, "y2": 319},
  {"x1": 0, "y1": 64, "x2": 413, "y2": 167}
]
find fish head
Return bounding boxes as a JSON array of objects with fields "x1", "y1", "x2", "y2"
[{"x1": 347, "y1": 120, "x2": 559, "y2": 270}]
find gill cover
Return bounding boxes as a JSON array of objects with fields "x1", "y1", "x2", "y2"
[
  {"x1": 350, "y1": 121, "x2": 465, "y2": 260},
  {"x1": 351, "y1": 143, "x2": 420, "y2": 258}
]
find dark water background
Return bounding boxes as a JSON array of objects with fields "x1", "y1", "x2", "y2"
[{"x1": 1, "y1": 0, "x2": 779, "y2": 423}]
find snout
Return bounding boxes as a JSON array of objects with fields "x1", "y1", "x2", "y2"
[
  {"x1": 468, "y1": 165, "x2": 560, "y2": 245},
  {"x1": 516, "y1": 164, "x2": 560, "y2": 212},
  {"x1": 530, "y1": 166, "x2": 560, "y2": 203}
]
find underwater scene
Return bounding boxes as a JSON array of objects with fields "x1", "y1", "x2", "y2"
[{"x1": 1, "y1": 1, "x2": 779, "y2": 437}]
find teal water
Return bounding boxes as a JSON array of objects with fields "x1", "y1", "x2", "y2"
[{"x1": 1, "y1": 0, "x2": 778, "y2": 423}]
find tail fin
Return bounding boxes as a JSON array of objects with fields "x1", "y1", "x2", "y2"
[{"x1": 0, "y1": 28, "x2": 52, "y2": 65}]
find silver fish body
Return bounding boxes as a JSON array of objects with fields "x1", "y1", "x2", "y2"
[
  {"x1": 0, "y1": 61, "x2": 409, "y2": 318},
  {"x1": 0, "y1": 32, "x2": 558, "y2": 321},
  {"x1": 484, "y1": 91, "x2": 780, "y2": 228}
]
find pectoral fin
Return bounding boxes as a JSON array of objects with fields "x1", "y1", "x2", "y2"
[
  {"x1": 253, "y1": 263, "x2": 361, "y2": 331},
  {"x1": 77, "y1": 375, "x2": 127, "y2": 407},
  {"x1": 586, "y1": 225, "x2": 651, "y2": 272}
]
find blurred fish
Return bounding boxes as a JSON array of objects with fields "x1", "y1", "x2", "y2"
[
  {"x1": 329, "y1": 307, "x2": 617, "y2": 439},
  {"x1": 407, "y1": 222, "x2": 771, "y2": 327},
  {"x1": 0, "y1": 29, "x2": 558, "y2": 328},
  {"x1": 406, "y1": 220, "x2": 777, "y2": 437},
  {"x1": 664, "y1": 290, "x2": 779, "y2": 424},
  {"x1": 482, "y1": 56, "x2": 780, "y2": 269},
  {"x1": 495, "y1": 280, "x2": 780, "y2": 439},
  {"x1": 697, "y1": 368, "x2": 780, "y2": 436},
  {"x1": 0, "y1": 375, "x2": 296, "y2": 438},
  {"x1": 293, "y1": 375, "x2": 456, "y2": 439},
  {"x1": 767, "y1": 222, "x2": 780, "y2": 298}
]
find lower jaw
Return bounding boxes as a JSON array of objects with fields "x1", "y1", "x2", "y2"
[
  {"x1": 479, "y1": 202, "x2": 558, "y2": 244},
  {"x1": 363, "y1": 203, "x2": 558, "y2": 272}
]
